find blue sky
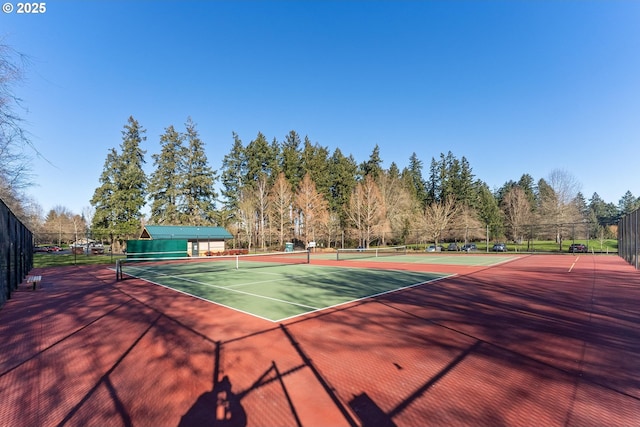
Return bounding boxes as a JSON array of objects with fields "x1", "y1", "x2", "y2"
[{"x1": 3, "y1": 0, "x2": 639, "y2": 216}]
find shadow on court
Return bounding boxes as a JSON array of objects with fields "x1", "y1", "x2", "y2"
[
  {"x1": 1, "y1": 255, "x2": 640, "y2": 426},
  {"x1": 179, "y1": 341, "x2": 247, "y2": 427}
]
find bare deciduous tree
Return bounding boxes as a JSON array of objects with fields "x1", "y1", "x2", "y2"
[
  {"x1": 538, "y1": 169, "x2": 582, "y2": 249},
  {"x1": 41, "y1": 206, "x2": 86, "y2": 245},
  {"x1": 254, "y1": 174, "x2": 270, "y2": 250},
  {"x1": 452, "y1": 205, "x2": 484, "y2": 244},
  {"x1": 347, "y1": 175, "x2": 386, "y2": 248},
  {"x1": 294, "y1": 173, "x2": 329, "y2": 248},
  {"x1": 1, "y1": 42, "x2": 35, "y2": 214},
  {"x1": 268, "y1": 172, "x2": 293, "y2": 249},
  {"x1": 502, "y1": 186, "x2": 532, "y2": 244},
  {"x1": 422, "y1": 196, "x2": 459, "y2": 246},
  {"x1": 378, "y1": 172, "x2": 415, "y2": 245},
  {"x1": 237, "y1": 187, "x2": 256, "y2": 251},
  {"x1": 317, "y1": 210, "x2": 342, "y2": 249}
]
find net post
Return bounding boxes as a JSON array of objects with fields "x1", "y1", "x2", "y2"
[
  {"x1": 116, "y1": 259, "x2": 121, "y2": 281},
  {"x1": 307, "y1": 247, "x2": 311, "y2": 264}
]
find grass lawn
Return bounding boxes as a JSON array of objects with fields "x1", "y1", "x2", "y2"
[
  {"x1": 410, "y1": 239, "x2": 618, "y2": 254},
  {"x1": 33, "y1": 253, "x2": 125, "y2": 268},
  {"x1": 504, "y1": 239, "x2": 618, "y2": 253},
  {"x1": 33, "y1": 238, "x2": 618, "y2": 269}
]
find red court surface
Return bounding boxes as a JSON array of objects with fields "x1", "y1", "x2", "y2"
[{"x1": 1, "y1": 254, "x2": 639, "y2": 426}]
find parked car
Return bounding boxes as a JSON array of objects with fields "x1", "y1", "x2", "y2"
[
  {"x1": 447, "y1": 243, "x2": 460, "y2": 251},
  {"x1": 569, "y1": 243, "x2": 588, "y2": 253},
  {"x1": 34, "y1": 246, "x2": 49, "y2": 253},
  {"x1": 48, "y1": 246, "x2": 63, "y2": 252},
  {"x1": 492, "y1": 243, "x2": 507, "y2": 252},
  {"x1": 426, "y1": 245, "x2": 443, "y2": 252},
  {"x1": 461, "y1": 244, "x2": 477, "y2": 252}
]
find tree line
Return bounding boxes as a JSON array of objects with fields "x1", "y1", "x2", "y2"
[{"x1": 88, "y1": 116, "x2": 640, "y2": 251}]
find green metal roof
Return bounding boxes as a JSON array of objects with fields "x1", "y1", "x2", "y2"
[{"x1": 141, "y1": 225, "x2": 233, "y2": 240}]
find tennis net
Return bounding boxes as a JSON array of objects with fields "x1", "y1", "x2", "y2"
[
  {"x1": 116, "y1": 250, "x2": 310, "y2": 281},
  {"x1": 336, "y1": 245, "x2": 407, "y2": 261}
]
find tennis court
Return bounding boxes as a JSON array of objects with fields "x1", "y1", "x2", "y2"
[
  {"x1": 329, "y1": 247, "x2": 517, "y2": 266},
  {"x1": 3, "y1": 252, "x2": 639, "y2": 427},
  {"x1": 117, "y1": 251, "x2": 451, "y2": 322}
]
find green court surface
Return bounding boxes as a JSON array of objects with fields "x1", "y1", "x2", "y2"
[
  {"x1": 121, "y1": 262, "x2": 449, "y2": 322},
  {"x1": 325, "y1": 252, "x2": 517, "y2": 266}
]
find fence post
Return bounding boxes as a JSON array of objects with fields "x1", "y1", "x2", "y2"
[{"x1": 618, "y1": 207, "x2": 640, "y2": 270}]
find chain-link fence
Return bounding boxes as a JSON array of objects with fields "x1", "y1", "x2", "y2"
[
  {"x1": 618, "y1": 208, "x2": 639, "y2": 270},
  {"x1": 1, "y1": 197, "x2": 34, "y2": 307},
  {"x1": 398, "y1": 221, "x2": 608, "y2": 252}
]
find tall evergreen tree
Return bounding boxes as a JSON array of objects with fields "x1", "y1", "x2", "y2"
[
  {"x1": 301, "y1": 136, "x2": 331, "y2": 199},
  {"x1": 245, "y1": 132, "x2": 277, "y2": 183},
  {"x1": 403, "y1": 152, "x2": 428, "y2": 208},
  {"x1": 91, "y1": 148, "x2": 119, "y2": 240},
  {"x1": 426, "y1": 157, "x2": 438, "y2": 204},
  {"x1": 442, "y1": 152, "x2": 459, "y2": 200},
  {"x1": 496, "y1": 180, "x2": 518, "y2": 207},
  {"x1": 574, "y1": 192, "x2": 589, "y2": 219},
  {"x1": 474, "y1": 181, "x2": 503, "y2": 239},
  {"x1": 433, "y1": 151, "x2": 474, "y2": 204},
  {"x1": 182, "y1": 118, "x2": 218, "y2": 225},
  {"x1": 456, "y1": 156, "x2": 475, "y2": 206},
  {"x1": 517, "y1": 174, "x2": 536, "y2": 208},
  {"x1": 436, "y1": 152, "x2": 449, "y2": 201},
  {"x1": 388, "y1": 162, "x2": 401, "y2": 180},
  {"x1": 327, "y1": 148, "x2": 358, "y2": 226},
  {"x1": 113, "y1": 116, "x2": 147, "y2": 238},
  {"x1": 589, "y1": 192, "x2": 619, "y2": 225},
  {"x1": 618, "y1": 190, "x2": 639, "y2": 215},
  {"x1": 536, "y1": 178, "x2": 555, "y2": 210},
  {"x1": 91, "y1": 116, "x2": 147, "y2": 246},
  {"x1": 220, "y1": 132, "x2": 246, "y2": 216},
  {"x1": 359, "y1": 144, "x2": 383, "y2": 181},
  {"x1": 279, "y1": 130, "x2": 303, "y2": 190},
  {"x1": 148, "y1": 125, "x2": 185, "y2": 224}
]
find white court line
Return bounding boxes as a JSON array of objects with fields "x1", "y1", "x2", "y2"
[
  {"x1": 123, "y1": 275, "x2": 278, "y2": 323},
  {"x1": 226, "y1": 267, "x2": 343, "y2": 289},
  {"x1": 125, "y1": 266, "x2": 321, "y2": 310},
  {"x1": 346, "y1": 254, "x2": 518, "y2": 268},
  {"x1": 126, "y1": 265, "x2": 455, "y2": 323},
  {"x1": 275, "y1": 273, "x2": 456, "y2": 323},
  {"x1": 568, "y1": 256, "x2": 580, "y2": 273}
]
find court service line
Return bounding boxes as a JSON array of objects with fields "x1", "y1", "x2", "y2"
[
  {"x1": 227, "y1": 266, "x2": 413, "y2": 289},
  {"x1": 127, "y1": 265, "x2": 285, "y2": 289},
  {"x1": 225, "y1": 268, "x2": 349, "y2": 289},
  {"x1": 568, "y1": 256, "x2": 580, "y2": 273}
]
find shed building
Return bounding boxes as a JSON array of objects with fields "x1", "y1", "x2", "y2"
[{"x1": 139, "y1": 225, "x2": 233, "y2": 256}]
